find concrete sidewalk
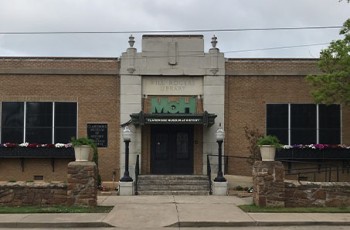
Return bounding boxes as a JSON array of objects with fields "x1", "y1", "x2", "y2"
[{"x1": 1, "y1": 195, "x2": 350, "y2": 228}]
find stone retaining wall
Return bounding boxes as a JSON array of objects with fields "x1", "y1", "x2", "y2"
[
  {"x1": 253, "y1": 161, "x2": 350, "y2": 208},
  {"x1": 0, "y1": 182, "x2": 67, "y2": 206},
  {"x1": 285, "y1": 182, "x2": 350, "y2": 207},
  {"x1": 0, "y1": 162, "x2": 97, "y2": 207}
]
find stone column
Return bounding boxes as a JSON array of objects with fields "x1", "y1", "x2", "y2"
[
  {"x1": 253, "y1": 161, "x2": 285, "y2": 207},
  {"x1": 67, "y1": 161, "x2": 98, "y2": 207}
]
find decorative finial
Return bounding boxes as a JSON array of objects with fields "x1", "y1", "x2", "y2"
[
  {"x1": 211, "y1": 35, "x2": 217, "y2": 48},
  {"x1": 128, "y1": 35, "x2": 135, "y2": 48}
]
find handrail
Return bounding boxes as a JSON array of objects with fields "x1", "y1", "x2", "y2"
[
  {"x1": 207, "y1": 154, "x2": 229, "y2": 174},
  {"x1": 135, "y1": 154, "x2": 140, "y2": 195},
  {"x1": 207, "y1": 155, "x2": 212, "y2": 195},
  {"x1": 280, "y1": 159, "x2": 341, "y2": 182}
]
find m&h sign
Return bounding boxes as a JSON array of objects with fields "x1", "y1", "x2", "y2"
[{"x1": 151, "y1": 97, "x2": 196, "y2": 114}]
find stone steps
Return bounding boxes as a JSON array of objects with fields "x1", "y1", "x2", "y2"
[{"x1": 136, "y1": 175, "x2": 210, "y2": 195}]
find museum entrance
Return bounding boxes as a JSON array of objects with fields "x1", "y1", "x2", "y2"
[{"x1": 151, "y1": 125, "x2": 194, "y2": 174}]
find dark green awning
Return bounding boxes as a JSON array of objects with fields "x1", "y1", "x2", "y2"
[{"x1": 130, "y1": 111, "x2": 217, "y2": 127}]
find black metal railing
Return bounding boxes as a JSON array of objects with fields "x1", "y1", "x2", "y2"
[
  {"x1": 135, "y1": 154, "x2": 140, "y2": 195},
  {"x1": 207, "y1": 154, "x2": 350, "y2": 182},
  {"x1": 280, "y1": 160, "x2": 343, "y2": 182},
  {"x1": 206, "y1": 155, "x2": 212, "y2": 195},
  {"x1": 207, "y1": 154, "x2": 230, "y2": 174}
]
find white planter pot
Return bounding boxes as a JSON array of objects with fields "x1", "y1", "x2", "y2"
[
  {"x1": 74, "y1": 145, "x2": 91, "y2": 161},
  {"x1": 260, "y1": 145, "x2": 276, "y2": 161}
]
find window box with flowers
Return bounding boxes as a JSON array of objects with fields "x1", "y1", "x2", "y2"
[
  {"x1": 276, "y1": 144, "x2": 350, "y2": 160},
  {"x1": 0, "y1": 143, "x2": 74, "y2": 159}
]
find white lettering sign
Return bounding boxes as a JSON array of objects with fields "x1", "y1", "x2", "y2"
[{"x1": 143, "y1": 76, "x2": 203, "y2": 95}]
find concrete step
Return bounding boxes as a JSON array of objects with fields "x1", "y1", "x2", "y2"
[
  {"x1": 137, "y1": 190, "x2": 210, "y2": 195},
  {"x1": 136, "y1": 175, "x2": 210, "y2": 195},
  {"x1": 137, "y1": 184, "x2": 209, "y2": 191}
]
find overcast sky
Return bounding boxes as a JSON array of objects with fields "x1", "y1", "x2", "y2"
[{"x1": 0, "y1": 0, "x2": 349, "y2": 58}]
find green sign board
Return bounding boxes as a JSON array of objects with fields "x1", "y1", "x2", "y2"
[{"x1": 151, "y1": 97, "x2": 196, "y2": 114}]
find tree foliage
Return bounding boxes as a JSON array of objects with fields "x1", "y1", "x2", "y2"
[
  {"x1": 243, "y1": 125, "x2": 263, "y2": 165},
  {"x1": 307, "y1": 18, "x2": 350, "y2": 105}
]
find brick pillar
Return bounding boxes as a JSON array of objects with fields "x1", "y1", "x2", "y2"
[
  {"x1": 67, "y1": 161, "x2": 97, "y2": 207},
  {"x1": 253, "y1": 161, "x2": 285, "y2": 207}
]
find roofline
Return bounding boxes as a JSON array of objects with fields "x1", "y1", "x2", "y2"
[
  {"x1": 142, "y1": 34, "x2": 203, "y2": 38},
  {"x1": 0, "y1": 56, "x2": 119, "y2": 60},
  {"x1": 226, "y1": 58, "x2": 319, "y2": 61}
]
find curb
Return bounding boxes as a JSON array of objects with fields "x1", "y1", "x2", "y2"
[
  {"x1": 167, "y1": 221, "x2": 350, "y2": 228},
  {"x1": 0, "y1": 222, "x2": 114, "y2": 228},
  {"x1": 1, "y1": 220, "x2": 350, "y2": 228}
]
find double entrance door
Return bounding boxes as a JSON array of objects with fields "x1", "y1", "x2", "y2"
[{"x1": 151, "y1": 125, "x2": 194, "y2": 174}]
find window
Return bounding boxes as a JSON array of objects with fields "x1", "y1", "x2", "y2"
[
  {"x1": 266, "y1": 104, "x2": 341, "y2": 145},
  {"x1": 1, "y1": 102, "x2": 77, "y2": 144},
  {"x1": 1, "y1": 102, "x2": 24, "y2": 143}
]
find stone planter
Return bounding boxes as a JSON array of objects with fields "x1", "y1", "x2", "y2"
[
  {"x1": 73, "y1": 145, "x2": 91, "y2": 161},
  {"x1": 260, "y1": 145, "x2": 276, "y2": 161}
]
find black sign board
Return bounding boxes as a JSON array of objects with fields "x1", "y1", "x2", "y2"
[
  {"x1": 87, "y1": 124, "x2": 108, "y2": 147},
  {"x1": 145, "y1": 117, "x2": 203, "y2": 124}
]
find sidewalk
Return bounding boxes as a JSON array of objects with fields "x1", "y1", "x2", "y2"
[{"x1": 1, "y1": 195, "x2": 350, "y2": 228}]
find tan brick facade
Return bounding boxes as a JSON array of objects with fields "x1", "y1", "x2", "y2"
[
  {"x1": 1, "y1": 56, "x2": 350, "y2": 183},
  {"x1": 0, "y1": 58, "x2": 120, "y2": 182},
  {"x1": 225, "y1": 59, "x2": 350, "y2": 176}
]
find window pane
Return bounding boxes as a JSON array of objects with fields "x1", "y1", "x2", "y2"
[
  {"x1": 291, "y1": 104, "x2": 316, "y2": 144},
  {"x1": 291, "y1": 104, "x2": 316, "y2": 128},
  {"x1": 54, "y1": 102, "x2": 77, "y2": 143},
  {"x1": 2, "y1": 102, "x2": 24, "y2": 127},
  {"x1": 55, "y1": 102, "x2": 77, "y2": 127},
  {"x1": 319, "y1": 104, "x2": 340, "y2": 144},
  {"x1": 55, "y1": 128, "x2": 76, "y2": 143},
  {"x1": 26, "y1": 128, "x2": 52, "y2": 143},
  {"x1": 267, "y1": 129, "x2": 288, "y2": 145},
  {"x1": 1, "y1": 102, "x2": 24, "y2": 143},
  {"x1": 1, "y1": 128, "x2": 23, "y2": 143},
  {"x1": 176, "y1": 132, "x2": 189, "y2": 159},
  {"x1": 319, "y1": 129, "x2": 340, "y2": 144},
  {"x1": 266, "y1": 104, "x2": 288, "y2": 145},
  {"x1": 291, "y1": 130, "x2": 316, "y2": 145},
  {"x1": 266, "y1": 104, "x2": 288, "y2": 128},
  {"x1": 26, "y1": 102, "x2": 52, "y2": 127},
  {"x1": 155, "y1": 134, "x2": 168, "y2": 160},
  {"x1": 319, "y1": 104, "x2": 340, "y2": 129}
]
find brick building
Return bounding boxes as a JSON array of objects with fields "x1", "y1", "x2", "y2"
[{"x1": 1, "y1": 35, "x2": 349, "y2": 184}]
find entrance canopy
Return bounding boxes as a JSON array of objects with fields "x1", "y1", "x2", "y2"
[{"x1": 130, "y1": 111, "x2": 217, "y2": 127}]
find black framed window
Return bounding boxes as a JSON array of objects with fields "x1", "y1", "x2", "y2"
[
  {"x1": 266, "y1": 104, "x2": 288, "y2": 144},
  {"x1": 1, "y1": 102, "x2": 24, "y2": 143},
  {"x1": 291, "y1": 104, "x2": 316, "y2": 144},
  {"x1": 26, "y1": 102, "x2": 53, "y2": 143},
  {"x1": 319, "y1": 104, "x2": 340, "y2": 144},
  {"x1": 267, "y1": 104, "x2": 341, "y2": 145},
  {"x1": 1, "y1": 102, "x2": 77, "y2": 144},
  {"x1": 55, "y1": 102, "x2": 77, "y2": 143}
]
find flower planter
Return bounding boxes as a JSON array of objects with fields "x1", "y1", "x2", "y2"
[
  {"x1": 276, "y1": 148, "x2": 350, "y2": 160},
  {"x1": 0, "y1": 147, "x2": 74, "y2": 159},
  {"x1": 260, "y1": 145, "x2": 276, "y2": 161},
  {"x1": 74, "y1": 145, "x2": 91, "y2": 161}
]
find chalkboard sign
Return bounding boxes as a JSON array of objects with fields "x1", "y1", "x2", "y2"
[{"x1": 87, "y1": 124, "x2": 108, "y2": 147}]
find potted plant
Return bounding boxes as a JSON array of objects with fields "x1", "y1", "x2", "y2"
[
  {"x1": 71, "y1": 137, "x2": 96, "y2": 161},
  {"x1": 257, "y1": 135, "x2": 281, "y2": 161}
]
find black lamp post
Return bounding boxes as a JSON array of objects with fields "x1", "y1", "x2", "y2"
[
  {"x1": 214, "y1": 123, "x2": 227, "y2": 182},
  {"x1": 120, "y1": 126, "x2": 133, "y2": 182}
]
